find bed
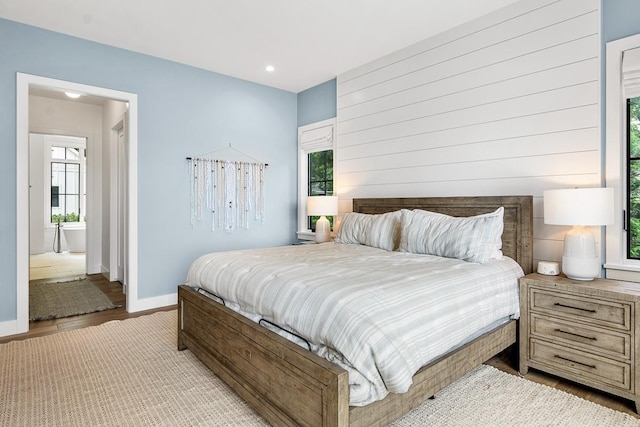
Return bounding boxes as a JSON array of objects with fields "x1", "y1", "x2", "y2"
[{"x1": 178, "y1": 195, "x2": 533, "y2": 426}]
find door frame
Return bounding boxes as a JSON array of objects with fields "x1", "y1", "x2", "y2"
[
  {"x1": 109, "y1": 118, "x2": 127, "y2": 287},
  {"x1": 16, "y1": 73, "x2": 140, "y2": 334}
]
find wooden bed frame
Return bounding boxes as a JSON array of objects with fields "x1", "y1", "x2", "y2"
[{"x1": 178, "y1": 195, "x2": 533, "y2": 426}]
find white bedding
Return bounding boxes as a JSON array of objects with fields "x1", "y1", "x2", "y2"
[{"x1": 185, "y1": 242, "x2": 523, "y2": 406}]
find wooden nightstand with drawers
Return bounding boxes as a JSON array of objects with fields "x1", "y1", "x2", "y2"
[{"x1": 519, "y1": 273, "x2": 640, "y2": 413}]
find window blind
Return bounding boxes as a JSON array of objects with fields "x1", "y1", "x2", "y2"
[
  {"x1": 623, "y1": 47, "x2": 640, "y2": 99},
  {"x1": 299, "y1": 123, "x2": 334, "y2": 152}
]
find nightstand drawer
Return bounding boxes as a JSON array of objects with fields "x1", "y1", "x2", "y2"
[
  {"x1": 530, "y1": 314, "x2": 631, "y2": 360},
  {"x1": 530, "y1": 339, "x2": 632, "y2": 391},
  {"x1": 530, "y1": 288, "x2": 631, "y2": 331}
]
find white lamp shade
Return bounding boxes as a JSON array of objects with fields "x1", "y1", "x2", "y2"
[
  {"x1": 543, "y1": 188, "x2": 614, "y2": 226},
  {"x1": 307, "y1": 196, "x2": 338, "y2": 216}
]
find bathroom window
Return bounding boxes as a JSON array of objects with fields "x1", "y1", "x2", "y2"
[{"x1": 50, "y1": 143, "x2": 86, "y2": 224}]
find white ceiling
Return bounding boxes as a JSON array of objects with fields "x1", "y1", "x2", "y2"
[
  {"x1": 29, "y1": 86, "x2": 109, "y2": 105},
  {"x1": 0, "y1": 0, "x2": 520, "y2": 93}
]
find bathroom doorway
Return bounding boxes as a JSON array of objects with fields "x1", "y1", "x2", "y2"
[{"x1": 29, "y1": 133, "x2": 88, "y2": 282}]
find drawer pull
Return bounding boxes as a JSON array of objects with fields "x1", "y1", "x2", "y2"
[
  {"x1": 554, "y1": 355, "x2": 596, "y2": 369},
  {"x1": 554, "y1": 302, "x2": 596, "y2": 313},
  {"x1": 554, "y1": 328, "x2": 597, "y2": 341}
]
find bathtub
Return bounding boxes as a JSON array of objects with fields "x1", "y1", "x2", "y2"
[{"x1": 62, "y1": 224, "x2": 86, "y2": 253}]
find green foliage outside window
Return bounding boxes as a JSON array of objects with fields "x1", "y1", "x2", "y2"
[
  {"x1": 51, "y1": 213, "x2": 83, "y2": 223},
  {"x1": 308, "y1": 150, "x2": 333, "y2": 195},
  {"x1": 629, "y1": 97, "x2": 640, "y2": 258}
]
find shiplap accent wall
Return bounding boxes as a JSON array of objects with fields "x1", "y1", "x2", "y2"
[{"x1": 336, "y1": 0, "x2": 600, "y2": 268}]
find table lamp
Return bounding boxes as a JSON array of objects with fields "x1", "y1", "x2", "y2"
[
  {"x1": 543, "y1": 188, "x2": 614, "y2": 280},
  {"x1": 307, "y1": 196, "x2": 338, "y2": 243}
]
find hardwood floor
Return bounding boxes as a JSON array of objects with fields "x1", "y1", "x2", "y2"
[
  {"x1": 0, "y1": 274, "x2": 175, "y2": 344},
  {"x1": 1, "y1": 280, "x2": 637, "y2": 419}
]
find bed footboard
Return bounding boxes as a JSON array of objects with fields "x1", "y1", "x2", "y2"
[
  {"x1": 349, "y1": 319, "x2": 516, "y2": 426},
  {"x1": 179, "y1": 284, "x2": 516, "y2": 427},
  {"x1": 178, "y1": 285, "x2": 349, "y2": 426}
]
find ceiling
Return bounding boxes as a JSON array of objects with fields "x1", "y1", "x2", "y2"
[
  {"x1": 29, "y1": 86, "x2": 109, "y2": 105},
  {"x1": 0, "y1": 0, "x2": 520, "y2": 93}
]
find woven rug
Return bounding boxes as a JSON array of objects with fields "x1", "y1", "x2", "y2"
[
  {"x1": 29, "y1": 278, "x2": 120, "y2": 321},
  {"x1": 1, "y1": 311, "x2": 638, "y2": 427}
]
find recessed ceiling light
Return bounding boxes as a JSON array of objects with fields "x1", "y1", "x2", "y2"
[
  {"x1": 265, "y1": 65, "x2": 275, "y2": 72},
  {"x1": 65, "y1": 92, "x2": 81, "y2": 99}
]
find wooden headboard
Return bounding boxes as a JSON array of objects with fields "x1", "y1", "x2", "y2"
[{"x1": 353, "y1": 195, "x2": 533, "y2": 274}]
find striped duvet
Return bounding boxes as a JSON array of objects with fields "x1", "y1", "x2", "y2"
[{"x1": 186, "y1": 243, "x2": 523, "y2": 406}]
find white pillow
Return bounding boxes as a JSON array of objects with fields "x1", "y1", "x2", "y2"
[
  {"x1": 404, "y1": 208, "x2": 504, "y2": 259},
  {"x1": 399, "y1": 207, "x2": 504, "y2": 263},
  {"x1": 334, "y1": 210, "x2": 402, "y2": 251}
]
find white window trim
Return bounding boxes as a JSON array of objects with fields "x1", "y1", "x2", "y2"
[
  {"x1": 605, "y1": 33, "x2": 640, "y2": 280},
  {"x1": 297, "y1": 118, "x2": 336, "y2": 241}
]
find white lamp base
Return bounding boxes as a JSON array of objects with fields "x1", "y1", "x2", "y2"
[
  {"x1": 561, "y1": 226, "x2": 600, "y2": 281},
  {"x1": 315, "y1": 215, "x2": 331, "y2": 243}
]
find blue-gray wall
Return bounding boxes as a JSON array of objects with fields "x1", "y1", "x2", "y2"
[
  {"x1": 297, "y1": 79, "x2": 337, "y2": 127},
  {"x1": 602, "y1": 0, "x2": 640, "y2": 42},
  {"x1": 0, "y1": 18, "x2": 297, "y2": 321}
]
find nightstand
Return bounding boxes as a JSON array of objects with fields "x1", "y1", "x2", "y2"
[{"x1": 519, "y1": 273, "x2": 640, "y2": 413}]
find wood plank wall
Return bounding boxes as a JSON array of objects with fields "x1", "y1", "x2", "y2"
[{"x1": 335, "y1": 0, "x2": 600, "y2": 268}]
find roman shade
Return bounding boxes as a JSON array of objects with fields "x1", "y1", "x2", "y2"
[
  {"x1": 298, "y1": 122, "x2": 334, "y2": 152},
  {"x1": 623, "y1": 46, "x2": 640, "y2": 99}
]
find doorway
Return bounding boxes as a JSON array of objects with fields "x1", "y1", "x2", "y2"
[
  {"x1": 29, "y1": 133, "x2": 88, "y2": 283},
  {"x1": 14, "y1": 73, "x2": 140, "y2": 335}
]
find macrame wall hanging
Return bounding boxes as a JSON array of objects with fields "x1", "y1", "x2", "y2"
[{"x1": 187, "y1": 145, "x2": 267, "y2": 233}]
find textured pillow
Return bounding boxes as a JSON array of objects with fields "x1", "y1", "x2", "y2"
[
  {"x1": 399, "y1": 207, "x2": 504, "y2": 263},
  {"x1": 334, "y1": 210, "x2": 402, "y2": 251}
]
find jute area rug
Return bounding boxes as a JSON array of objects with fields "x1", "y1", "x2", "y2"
[
  {"x1": 29, "y1": 278, "x2": 120, "y2": 321},
  {"x1": 1, "y1": 311, "x2": 638, "y2": 427}
]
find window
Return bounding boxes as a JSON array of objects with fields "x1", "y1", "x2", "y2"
[
  {"x1": 628, "y1": 97, "x2": 640, "y2": 258},
  {"x1": 297, "y1": 118, "x2": 336, "y2": 240},
  {"x1": 605, "y1": 34, "x2": 640, "y2": 280},
  {"x1": 307, "y1": 149, "x2": 334, "y2": 230},
  {"x1": 48, "y1": 139, "x2": 86, "y2": 224}
]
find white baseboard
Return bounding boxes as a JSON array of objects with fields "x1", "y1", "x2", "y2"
[
  {"x1": 88, "y1": 263, "x2": 102, "y2": 275},
  {"x1": 129, "y1": 292, "x2": 177, "y2": 313},
  {"x1": 0, "y1": 319, "x2": 27, "y2": 338},
  {"x1": 100, "y1": 264, "x2": 111, "y2": 280}
]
